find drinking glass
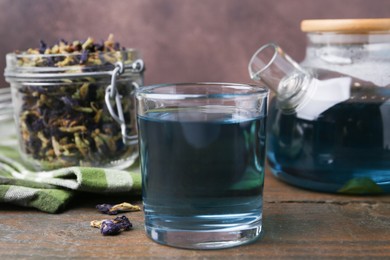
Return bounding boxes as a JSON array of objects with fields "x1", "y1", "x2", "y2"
[{"x1": 136, "y1": 82, "x2": 268, "y2": 249}]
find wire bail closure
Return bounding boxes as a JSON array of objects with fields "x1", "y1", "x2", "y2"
[{"x1": 105, "y1": 59, "x2": 144, "y2": 145}]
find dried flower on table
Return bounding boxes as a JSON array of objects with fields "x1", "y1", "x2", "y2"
[
  {"x1": 96, "y1": 202, "x2": 141, "y2": 215},
  {"x1": 101, "y1": 220, "x2": 121, "y2": 236},
  {"x1": 96, "y1": 203, "x2": 114, "y2": 215},
  {"x1": 113, "y1": 215, "x2": 133, "y2": 231},
  {"x1": 90, "y1": 215, "x2": 133, "y2": 236}
]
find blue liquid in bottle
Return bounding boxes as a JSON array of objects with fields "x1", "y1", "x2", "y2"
[{"x1": 268, "y1": 84, "x2": 390, "y2": 194}]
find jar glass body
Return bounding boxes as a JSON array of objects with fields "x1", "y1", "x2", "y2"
[
  {"x1": 5, "y1": 50, "x2": 143, "y2": 170},
  {"x1": 267, "y1": 32, "x2": 390, "y2": 194}
]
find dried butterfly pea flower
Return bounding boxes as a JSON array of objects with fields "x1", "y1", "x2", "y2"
[
  {"x1": 96, "y1": 202, "x2": 141, "y2": 215},
  {"x1": 19, "y1": 83, "x2": 130, "y2": 168},
  {"x1": 113, "y1": 215, "x2": 133, "y2": 231},
  {"x1": 100, "y1": 220, "x2": 121, "y2": 236},
  {"x1": 80, "y1": 50, "x2": 89, "y2": 65},
  {"x1": 96, "y1": 203, "x2": 114, "y2": 215},
  {"x1": 90, "y1": 215, "x2": 133, "y2": 236},
  {"x1": 39, "y1": 40, "x2": 47, "y2": 54},
  {"x1": 110, "y1": 202, "x2": 141, "y2": 213}
]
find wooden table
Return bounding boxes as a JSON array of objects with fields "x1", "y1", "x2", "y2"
[{"x1": 1, "y1": 170, "x2": 390, "y2": 259}]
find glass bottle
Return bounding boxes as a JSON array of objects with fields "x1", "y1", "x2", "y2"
[{"x1": 250, "y1": 18, "x2": 390, "y2": 194}]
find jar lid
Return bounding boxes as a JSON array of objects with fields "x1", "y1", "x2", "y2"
[{"x1": 301, "y1": 18, "x2": 390, "y2": 33}]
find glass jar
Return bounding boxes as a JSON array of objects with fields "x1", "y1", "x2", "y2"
[
  {"x1": 4, "y1": 49, "x2": 144, "y2": 170},
  {"x1": 267, "y1": 18, "x2": 390, "y2": 194},
  {"x1": 0, "y1": 87, "x2": 16, "y2": 144}
]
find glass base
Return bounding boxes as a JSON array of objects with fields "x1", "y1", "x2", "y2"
[{"x1": 145, "y1": 218, "x2": 262, "y2": 249}]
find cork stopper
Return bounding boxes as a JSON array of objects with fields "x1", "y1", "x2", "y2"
[{"x1": 301, "y1": 18, "x2": 390, "y2": 33}]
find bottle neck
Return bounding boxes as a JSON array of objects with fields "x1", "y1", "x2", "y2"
[
  {"x1": 248, "y1": 43, "x2": 317, "y2": 113},
  {"x1": 276, "y1": 70, "x2": 315, "y2": 113}
]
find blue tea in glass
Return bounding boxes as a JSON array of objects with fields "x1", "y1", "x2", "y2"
[{"x1": 136, "y1": 83, "x2": 268, "y2": 249}]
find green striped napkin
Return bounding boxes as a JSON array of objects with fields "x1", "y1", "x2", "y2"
[{"x1": 0, "y1": 120, "x2": 141, "y2": 213}]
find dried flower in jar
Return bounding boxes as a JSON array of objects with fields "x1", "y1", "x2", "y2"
[{"x1": 11, "y1": 34, "x2": 143, "y2": 169}]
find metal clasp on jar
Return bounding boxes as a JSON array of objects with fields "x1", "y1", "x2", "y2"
[{"x1": 105, "y1": 59, "x2": 144, "y2": 145}]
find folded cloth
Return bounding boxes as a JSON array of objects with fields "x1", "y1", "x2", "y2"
[{"x1": 0, "y1": 131, "x2": 141, "y2": 213}]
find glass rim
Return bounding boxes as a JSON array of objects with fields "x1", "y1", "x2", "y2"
[
  {"x1": 136, "y1": 82, "x2": 269, "y2": 100},
  {"x1": 248, "y1": 43, "x2": 279, "y2": 81}
]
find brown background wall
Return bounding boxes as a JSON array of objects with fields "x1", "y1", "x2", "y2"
[{"x1": 0, "y1": 0, "x2": 389, "y2": 87}]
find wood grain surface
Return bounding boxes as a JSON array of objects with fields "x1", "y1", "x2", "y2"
[
  {"x1": 1, "y1": 171, "x2": 389, "y2": 259},
  {"x1": 1, "y1": 2, "x2": 390, "y2": 258}
]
